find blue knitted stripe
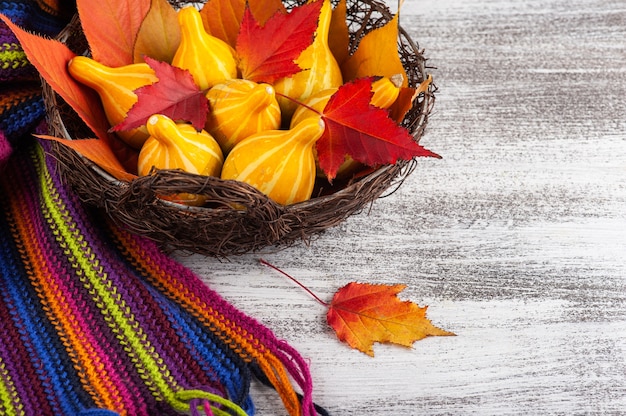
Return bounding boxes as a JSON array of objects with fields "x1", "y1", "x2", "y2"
[
  {"x1": 0, "y1": 93, "x2": 44, "y2": 139},
  {"x1": 0, "y1": 1, "x2": 65, "y2": 35}
]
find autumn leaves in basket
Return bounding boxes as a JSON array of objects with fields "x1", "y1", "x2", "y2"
[{"x1": 1, "y1": 0, "x2": 438, "y2": 206}]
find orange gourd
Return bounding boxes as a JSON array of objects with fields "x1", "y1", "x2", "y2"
[
  {"x1": 205, "y1": 79, "x2": 281, "y2": 154},
  {"x1": 138, "y1": 114, "x2": 223, "y2": 177},
  {"x1": 67, "y1": 56, "x2": 157, "y2": 149},
  {"x1": 138, "y1": 114, "x2": 224, "y2": 206},
  {"x1": 221, "y1": 118, "x2": 325, "y2": 205},
  {"x1": 172, "y1": 6, "x2": 238, "y2": 90}
]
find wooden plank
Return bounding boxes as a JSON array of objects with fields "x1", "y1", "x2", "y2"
[{"x1": 176, "y1": 0, "x2": 626, "y2": 413}]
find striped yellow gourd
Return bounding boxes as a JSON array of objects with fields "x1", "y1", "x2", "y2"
[
  {"x1": 205, "y1": 79, "x2": 281, "y2": 155},
  {"x1": 67, "y1": 56, "x2": 158, "y2": 149},
  {"x1": 273, "y1": 0, "x2": 343, "y2": 122},
  {"x1": 138, "y1": 114, "x2": 224, "y2": 205},
  {"x1": 172, "y1": 6, "x2": 238, "y2": 90},
  {"x1": 221, "y1": 118, "x2": 325, "y2": 205}
]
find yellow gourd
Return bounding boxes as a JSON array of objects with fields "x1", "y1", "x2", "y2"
[
  {"x1": 172, "y1": 6, "x2": 238, "y2": 90},
  {"x1": 273, "y1": 0, "x2": 343, "y2": 121},
  {"x1": 371, "y1": 75, "x2": 403, "y2": 109},
  {"x1": 205, "y1": 79, "x2": 281, "y2": 154},
  {"x1": 221, "y1": 118, "x2": 325, "y2": 205},
  {"x1": 138, "y1": 114, "x2": 224, "y2": 176},
  {"x1": 289, "y1": 76, "x2": 402, "y2": 180},
  {"x1": 138, "y1": 114, "x2": 224, "y2": 206},
  {"x1": 67, "y1": 56, "x2": 158, "y2": 149}
]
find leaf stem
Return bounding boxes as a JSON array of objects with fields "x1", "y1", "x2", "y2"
[
  {"x1": 274, "y1": 91, "x2": 323, "y2": 116},
  {"x1": 259, "y1": 258, "x2": 329, "y2": 306}
]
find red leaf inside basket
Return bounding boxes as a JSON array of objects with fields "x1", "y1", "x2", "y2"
[
  {"x1": 77, "y1": 0, "x2": 151, "y2": 66},
  {"x1": 235, "y1": 0, "x2": 321, "y2": 83},
  {"x1": 316, "y1": 78, "x2": 440, "y2": 181},
  {"x1": 113, "y1": 57, "x2": 209, "y2": 132},
  {"x1": 199, "y1": 0, "x2": 286, "y2": 48}
]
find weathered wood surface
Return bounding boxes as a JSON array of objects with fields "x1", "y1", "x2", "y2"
[{"x1": 176, "y1": 0, "x2": 626, "y2": 414}]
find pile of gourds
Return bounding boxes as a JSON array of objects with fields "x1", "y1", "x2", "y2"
[{"x1": 67, "y1": 3, "x2": 402, "y2": 206}]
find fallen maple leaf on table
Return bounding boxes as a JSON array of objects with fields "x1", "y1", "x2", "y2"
[
  {"x1": 261, "y1": 259, "x2": 454, "y2": 356},
  {"x1": 328, "y1": 282, "x2": 454, "y2": 356}
]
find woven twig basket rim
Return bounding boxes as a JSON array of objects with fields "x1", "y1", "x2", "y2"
[{"x1": 43, "y1": 0, "x2": 436, "y2": 257}]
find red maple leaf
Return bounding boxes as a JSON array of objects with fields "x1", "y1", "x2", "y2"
[
  {"x1": 316, "y1": 77, "x2": 441, "y2": 181},
  {"x1": 236, "y1": 0, "x2": 322, "y2": 84},
  {"x1": 113, "y1": 56, "x2": 208, "y2": 132}
]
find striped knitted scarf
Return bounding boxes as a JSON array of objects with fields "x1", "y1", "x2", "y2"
[
  {"x1": 1, "y1": 142, "x2": 323, "y2": 415},
  {"x1": 0, "y1": 2, "x2": 325, "y2": 415}
]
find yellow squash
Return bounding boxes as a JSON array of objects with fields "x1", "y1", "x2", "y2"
[
  {"x1": 67, "y1": 56, "x2": 158, "y2": 149},
  {"x1": 273, "y1": 0, "x2": 343, "y2": 121},
  {"x1": 205, "y1": 79, "x2": 281, "y2": 154},
  {"x1": 221, "y1": 118, "x2": 325, "y2": 205},
  {"x1": 172, "y1": 6, "x2": 238, "y2": 90},
  {"x1": 138, "y1": 114, "x2": 224, "y2": 205}
]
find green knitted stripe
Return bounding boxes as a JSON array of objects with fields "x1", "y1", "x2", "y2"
[
  {"x1": 0, "y1": 47, "x2": 29, "y2": 70},
  {"x1": 0, "y1": 358, "x2": 19, "y2": 416},
  {"x1": 33, "y1": 147, "x2": 182, "y2": 408}
]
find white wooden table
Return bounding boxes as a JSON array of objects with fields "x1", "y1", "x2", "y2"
[{"x1": 177, "y1": 0, "x2": 626, "y2": 413}]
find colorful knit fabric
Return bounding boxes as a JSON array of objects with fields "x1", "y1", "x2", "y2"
[
  {"x1": 0, "y1": 2, "x2": 327, "y2": 415},
  {"x1": 0, "y1": 140, "x2": 324, "y2": 415}
]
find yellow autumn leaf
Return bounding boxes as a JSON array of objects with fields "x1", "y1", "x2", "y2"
[
  {"x1": 133, "y1": 0, "x2": 181, "y2": 63},
  {"x1": 341, "y1": 14, "x2": 408, "y2": 87},
  {"x1": 328, "y1": 0, "x2": 350, "y2": 66}
]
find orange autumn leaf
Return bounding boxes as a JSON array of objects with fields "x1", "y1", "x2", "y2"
[
  {"x1": 200, "y1": 0, "x2": 286, "y2": 48},
  {"x1": 327, "y1": 282, "x2": 454, "y2": 356},
  {"x1": 133, "y1": 0, "x2": 181, "y2": 63},
  {"x1": 200, "y1": 0, "x2": 244, "y2": 47},
  {"x1": 341, "y1": 14, "x2": 408, "y2": 87},
  {"x1": 37, "y1": 136, "x2": 138, "y2": 182},
  {"x1": 388, "y1": 74, "x2": 433, "y2": 123},
  {"x1": 261, "y1": 260, "x2": 453, "y2": 357},
  {"x1": 328, "y1": 0, "x2": 350, "y2": 66},
  {"x1": 77, "y1": 0, "x2": 151, "y2": 66},
  {"x1": 248, "y1": 0, "x2": 287, "y2": 25}
]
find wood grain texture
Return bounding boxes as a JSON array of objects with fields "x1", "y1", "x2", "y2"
[{"x1": 175, "y1": 0, "x2": 626, "y2": 414}]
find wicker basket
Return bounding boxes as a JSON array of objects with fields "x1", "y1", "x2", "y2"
[{"x1": 43, "y1": 0, "x2": 435, "y2": 257}]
